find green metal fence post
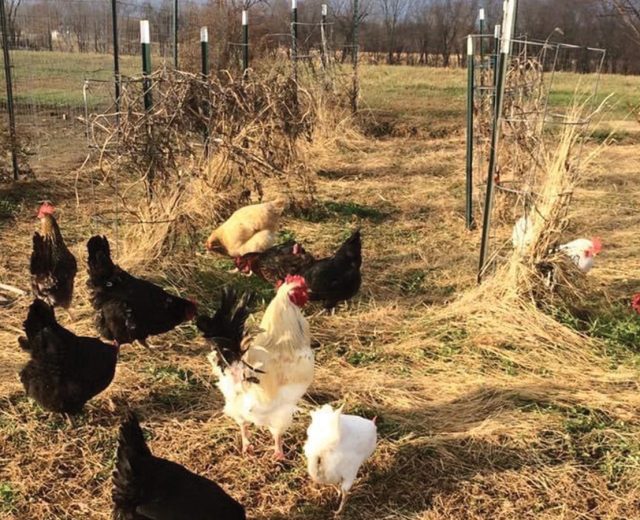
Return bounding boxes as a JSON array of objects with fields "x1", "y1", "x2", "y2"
[
  {"x1": 201, "y1": 26, "x2": 209, "y2": 151},
  {"x1": 492, "y1": 23, "x2": 501, "y2": 110},
  {"x1": 0, "y1": 0, "x2": 18, "y2": 180},
  {"x1": 242, "y1": 10, "x2": 249, "y2": 74},
  {"x1": 111, "y1": 0, "x2": 121, "y2": 117},
  {"x1": 465, "y1": 35, "x2": 475, "y2": 230},
  {"x1": 141, "y1": 20, "x2": 152, "y2": 112},
  {"x1": 320, "y1": 4, "x2": 328, "y2": 70},
  {"x1": 291, "y1": 0, "x2": 298, "y2": 81},
  {"x1": 173, "y1": 0, "x2": 178, "y2": 69},
  {"x1": 478, "y1": 0, "x2": 515, "y2": 282},
  {"x1": 351, "y1": 0, "x2": 360, "y2": 113}
]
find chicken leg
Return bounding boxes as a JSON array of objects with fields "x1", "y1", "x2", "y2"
[
  {"x1": 335, "y1": 489, "x2": 349, "y2": 517},
  {"x1": 273, "y1": 433, "x2": 285, "y2": 461},
  {"x1": 241, "y1": 423, "x2": 254, "y2": 456}
]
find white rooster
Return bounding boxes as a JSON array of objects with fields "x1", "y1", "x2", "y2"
[
  {"x1": 304, "y1": 404, "x2": 377, "y2": 516},
  {"x1": 198, "y1": 276, "x2": 313, "y2": 460},
  {"x1": 558, "y1": 237, "x2": 602, "y2": 273}
]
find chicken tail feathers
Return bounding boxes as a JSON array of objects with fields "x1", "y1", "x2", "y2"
[
  {"x1": 23, "y1": 299, "x2": 57, "y2": 342},
  {"x1": 112, "y1": 411, "x2": 151, "y2": 519},
  {"x1": 336, "y1": 229, "x2": 362, "y2": 266},
  {"x1": 87, "y1": 235, "x2": 115, "y2": 283},
  {"x1": 196, "y1": 287, "x2": 254, "y2": 366}
]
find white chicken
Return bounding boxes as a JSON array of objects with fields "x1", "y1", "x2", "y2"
[
  {"x1": 558, "y1": 237, "x2": 602, "y2": 273},
  {"x1": 199, "y1": 276, "x2": 313, "y2": 460},
  {"x1": 512, "y1": 214, "x2": 534, "y2": 251},
  {"x1": 303, "y1": 404, "x2": 377, "y2": 516}
]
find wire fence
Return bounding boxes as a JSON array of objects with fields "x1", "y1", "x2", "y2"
[
  {"x1": 465, "y1": 31, "x2": 606, "y2": 280},
  {"x1": 0, "y1": 0, "x2": 363, "y2": 182}
]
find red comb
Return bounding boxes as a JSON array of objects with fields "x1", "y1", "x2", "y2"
[
  {"x1": 37, "y1": 202, "x2": 55, "y2": 218},
  {"x1": 591, "y1": 237, "x2": 602, "y2": 254},
  {"x1": 632, "y1": 294, "x2": 640, "y2": 315},
  {"x1": 285, "y1": 274, "x2": 306, "y2": 286}
]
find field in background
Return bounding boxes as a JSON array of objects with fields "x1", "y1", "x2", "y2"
[
  {"x1": 2, "y1": 50, "x2": 639, "y2": 117},
  {"x1": 1, "y1": 63, "x2": 640, "y2": 519}
]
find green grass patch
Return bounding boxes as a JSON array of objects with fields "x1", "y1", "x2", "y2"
[
  {"x1": 0, "y1": 199, "x2": 19, "y2": 219},
  {"x1": 300, "y1": 200, "x2": 391, "y2": 224},
  {"x1": 0, "y1": 483, "x2": 17, "y2": 513}
]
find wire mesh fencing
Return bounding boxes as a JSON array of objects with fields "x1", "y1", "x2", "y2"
[{"x1": 466, "y1": 32, "x2": 606, "y2": 279}]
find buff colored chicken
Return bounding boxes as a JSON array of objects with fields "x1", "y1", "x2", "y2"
[
  {"x1": 205, "y1": 199, "x2": 286, "y2": 257},
  {"x1": 200, "y1": 275, "x2": 313, "y2": 460}
]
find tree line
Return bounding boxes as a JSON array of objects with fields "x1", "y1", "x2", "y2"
[{"x1": 6, "y1": 0, "x2": 640, "y2": 74}]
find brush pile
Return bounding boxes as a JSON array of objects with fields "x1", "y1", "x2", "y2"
[{"x1": 84, "y1": 68, "x2": 318, "y2": 267}]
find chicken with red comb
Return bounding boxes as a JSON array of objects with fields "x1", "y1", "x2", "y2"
[
  {"x1": 203, "y1": 276, "x2": 313, "y2": 460},
  {"x1": 30, "y1": 201, "x2": 78, "y2": 311},
  {"x1": 558, "y1": 237, "x2": 603, "y2": 274}
]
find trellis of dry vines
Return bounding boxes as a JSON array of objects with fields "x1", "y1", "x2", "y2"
[
  {"x1": 87, "y1": 67, "x2": 317, "y2": 206},
  {"x1": 83, "y1": 68, "x2": 318, "y2": 266},
  {"x1": 474, "y1": 51, "x2": 547, "y2": 224}
]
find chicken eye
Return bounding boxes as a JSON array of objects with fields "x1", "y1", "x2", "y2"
[{"x1": 106, "y1": 281, "x2": 113, "y2": 287}]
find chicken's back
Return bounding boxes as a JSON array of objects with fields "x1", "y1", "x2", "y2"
[
  {"x1": 113, "y1": 413, "x2": 246, "y2": 520},
  {"x1": 209, "y1": 199, "x2": 285, "y2": 256},
  {"x1": 307, "y1": 414, "x2": 376, "y2": 489}
]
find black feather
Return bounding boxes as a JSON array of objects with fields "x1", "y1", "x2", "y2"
[
  {"x1": 18, "y1": 299, "x2": 118, "y2": 414},
  {"x1": 87, "y1": 235, "x2": 196, "y2": 345},
  {"x1": 112, "y1": 412, "x2": 246, "y2": 520},
  {"x1": 196, "y1": 288, "x2": 254, "y2": 368},
  {"x1": 301, "y1": 229, "x2": 362, "y2": 309}
]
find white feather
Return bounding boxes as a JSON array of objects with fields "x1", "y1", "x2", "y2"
[
  {"x1": 558, "y1": 238, "x2": 598, "y2": 273},
  {"x1": 303, "y1": 404, "x2": 377, "y2": 494},
  {"x1": 512, "y1": 215, "x2": 534, "y2": 251}
]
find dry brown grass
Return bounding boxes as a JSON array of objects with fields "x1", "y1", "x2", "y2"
[{"x1": 1, "y1": 67, "x2": 640, "y2": 520}]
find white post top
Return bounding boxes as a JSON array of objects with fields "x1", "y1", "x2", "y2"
[
  {"x1": 140, "y1": 20, "x2": 150, "y2": 44},
  {"x1": 322, "y1": 4, "x2": 328, "y2": 16},
  {"x1": 494, "y1": 24, "x2": 501, "y2": 38},
  {"x1": 242, "y1": 10, "x2": 248, "y2": 26},
  {"x1": 467, "y1": 35, "x2": 473, "y2": 56},
  {"x1": 200, "y1": 26, "x2": 208, "y2": 43},
  {"x1": 479, "y1": 8, "x2": 485, "y2": 21},
  {"x1": 292, "y1": 0, "x2": 297, "y2": 9},
  {"x1": 502, "y1": 0, "x2": 508, "y2": 29},
  {"x1": 501, "y1": 0, "x2": 514, "y2": 54}
]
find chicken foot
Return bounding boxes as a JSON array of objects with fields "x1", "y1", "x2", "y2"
[{"x1": 139, "y1": 339, "x2": 160, "y2": 350}]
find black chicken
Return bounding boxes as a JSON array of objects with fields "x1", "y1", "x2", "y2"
[
  {"x1": 301, "y1": 229, "x2": 362, "y2": 310},
  {"x1": 113, "y1": 412, "x2": 246, "y2": 520},
  {"x1": 18, "y1": 299, "x2": 118, "y2": 414},
  {"x1": 30, "y1": 202, "x2": 78, "y2": 310},
  {"x1": 233, "y1": 241, "x2": 315, "y2": 284},
  {"x1": 87, "y1": 235, "x2": 197, "y2": 347}
]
